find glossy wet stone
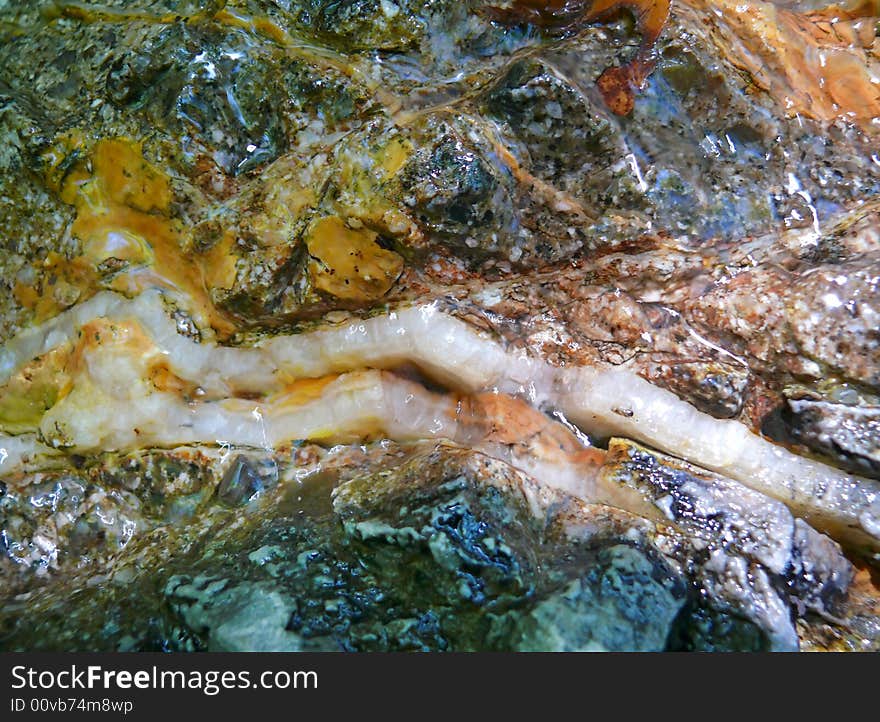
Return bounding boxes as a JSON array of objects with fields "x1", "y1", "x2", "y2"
[
  {"x1": 0, "y1": 0, "x2": 879, "y2": 653},
  {"x1": 0, "y1": 444, "x2": 767, "y2": 651}
]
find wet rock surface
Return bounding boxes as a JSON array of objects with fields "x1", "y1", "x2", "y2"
[
  {"x1": 1, "y1": 0, "x2": 879, "y2": 651},
  {"x1": 764, "y1": 394, "x2": 880, "y2": 480},
  {"x1": 1, "y1": 441, "x2": 870, "y2": 651},
  {"x1": 596, "y1": 438, "x2": 854, "y2": 649},
  {"x1": 0, "y1": 445, "x2": 744, "y2": 650}
]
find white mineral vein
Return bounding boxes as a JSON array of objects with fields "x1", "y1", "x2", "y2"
[{"x1": 0, "y1": 289, "x2": 877, "y2": 553}]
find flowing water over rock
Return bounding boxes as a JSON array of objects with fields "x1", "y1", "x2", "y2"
[{"x1": 1, "y1": 0, "x2": 879, "y2": 651}]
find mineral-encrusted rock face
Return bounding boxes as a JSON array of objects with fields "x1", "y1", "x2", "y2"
[
  {"x1": 2, "y1": 0, "x2": 878, "y2": 331},
  {"x1": 1, "y1": 0, "x2": 879, "y2": 651},
  {"x1": 4, "y1": 442, "x2": 855, "y2": 652},
  {"x1": 595, "y1": 438, "x2": 854, "y2": 649},
  {"x1": 773, "y1": 396, "x2": 880, "y2": 479}
]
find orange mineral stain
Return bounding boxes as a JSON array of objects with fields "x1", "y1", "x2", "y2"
[
  {"x1": 35, "y1": 136, "x2": 238, "y2": 337},
  {"x1": 683, "y1": 0, "x2": 880, "y2": 132},
  {"x1": 270, "y1": 375, "x2": 342, "y2": 408}
]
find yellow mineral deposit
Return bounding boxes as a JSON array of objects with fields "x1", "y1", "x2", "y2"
[
  {"x1": 305, "y1": 216, "x2": 404, "y2": 301},
  {"x1": 32, "y1": 135, "x2": 238, "y2": 335}
]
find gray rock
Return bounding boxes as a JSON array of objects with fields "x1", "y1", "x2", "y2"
[{"x1": 596, "y1": 438, "x2": 854, "y2": 650}]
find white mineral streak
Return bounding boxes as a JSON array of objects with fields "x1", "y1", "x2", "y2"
[
  {"x1": 0, "y1": 290, "x2": 276, "y2": 396},
  {"x1": 0, "y1": 290, "x2": 878, "y2": 552},
  {"x1": 557, "y1": 367, "x2": 880, "y2": 552},
  {"x1": 40, "y1": 369, "x2": 471, "y2": 451},
  {"x1": 261, "y1": 302, "x2": 551, "y2": 399},
  {"x1": 0, "y1": 433, "x2": 58, "y2": 473}
]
